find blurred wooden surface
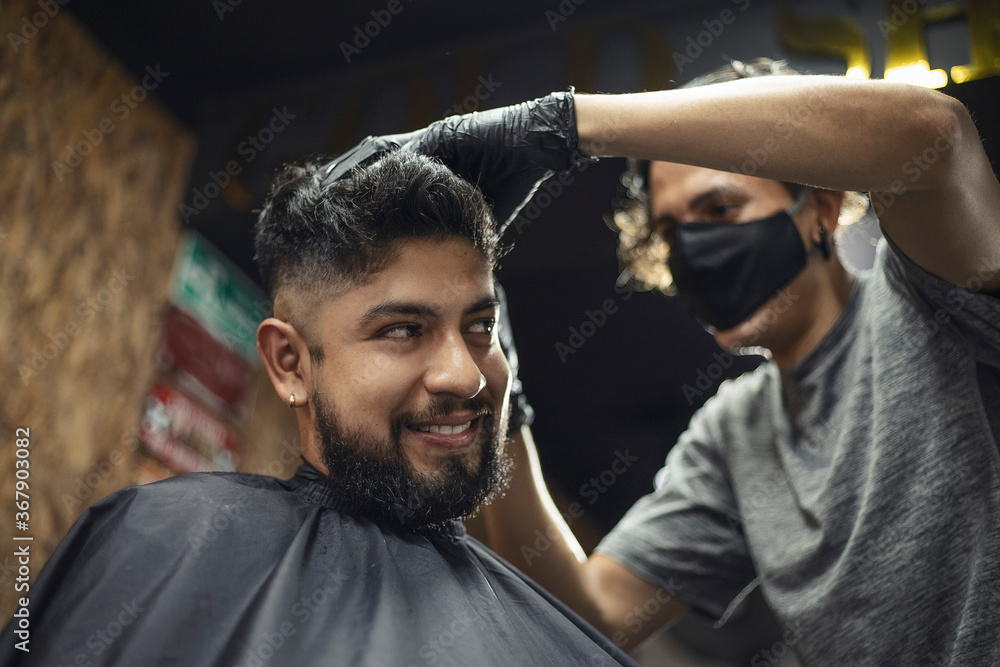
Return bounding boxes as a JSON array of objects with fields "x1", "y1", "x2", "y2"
[{"x1": 0, "y1": 0, "x2": 198, "y2": 622}]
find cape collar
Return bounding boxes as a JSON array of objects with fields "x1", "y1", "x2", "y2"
[{"x1": 287, "y1": 460, "x2": 467, "y2": 540}]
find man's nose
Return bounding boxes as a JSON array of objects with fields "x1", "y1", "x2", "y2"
[{"x1": 423, "y1": 332, "x2": 486, "y2": 399}]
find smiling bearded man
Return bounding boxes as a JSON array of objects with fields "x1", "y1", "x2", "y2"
[
  {"x1": 0, "y1": 148, "x2": 636, "y2": 667},
  {"x1": 252, "y1": 149, "x2": 515, "y2": 533}
]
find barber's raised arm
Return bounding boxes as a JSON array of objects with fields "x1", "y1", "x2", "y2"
[
  {"x1": 481, "y1": 425, "x2": 689, "y2": 650},
  {"x1": 575, "y1": 77, "x2": 1000, "y2": 291},
  {"x1": 482, "y1": 285, "x2": 689, "y2": 651}
]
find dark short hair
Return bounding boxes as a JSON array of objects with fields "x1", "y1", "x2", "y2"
[
  {"x1": 254, "y1": 149, "x2": 501, "y2": 300},
  {"x1": 612, "y1": 58, "x2": 819, "y2": 293}
]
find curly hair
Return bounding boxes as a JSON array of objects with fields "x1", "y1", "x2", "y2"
[{"x1": 611, "y1": 58, "x2": 869, "y2": 294}]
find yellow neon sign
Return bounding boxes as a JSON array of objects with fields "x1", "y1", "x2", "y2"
[{"x1": 777, "y1": 0, "x2": 1000, "y2": 88}]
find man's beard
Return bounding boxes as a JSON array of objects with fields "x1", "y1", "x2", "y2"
[{"x1": 313, "y1": 389, "x2": 512, "y2": 531}]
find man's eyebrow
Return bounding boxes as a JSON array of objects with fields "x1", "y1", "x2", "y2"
[
  {"x1": 688, "y1": 185, "x2": 744, "y2": 211},
  {"x1": 468, "y1": 297, "x2": 499, "y2": 314},
  {"x1": 358, "y1": 297, "x2": 499, "y2": 327},
  {"x1": 358, "y1": 301, "x2": 438, "y2": 327}
]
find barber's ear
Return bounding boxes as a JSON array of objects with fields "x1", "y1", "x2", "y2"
[
  {"x1": 810, "y1": 190, "x2": 845, "y2": 242},
  {"x1": 257, "y1": 318, "x2": 311, "y2": 408}
]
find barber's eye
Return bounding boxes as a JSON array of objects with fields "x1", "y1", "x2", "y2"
[{"x1": 707, "y1": 204, "x2": 739, "y2": 219}]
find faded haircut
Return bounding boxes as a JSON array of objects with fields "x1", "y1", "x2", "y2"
[
  {"x1": 254, "y1": 149, "x2": 502, "y2": 302},
  {"x1": 611, "y1": 57, "x2": 868, "y2": 293}
]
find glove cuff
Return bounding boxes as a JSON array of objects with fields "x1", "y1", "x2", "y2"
[{"x1": 524, "y1": 86, "x2": 594, "y2": 172}]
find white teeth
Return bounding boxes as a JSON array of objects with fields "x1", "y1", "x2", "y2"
[{"x1": 413, "y1": 421, "x2": 472, "y2": 435}]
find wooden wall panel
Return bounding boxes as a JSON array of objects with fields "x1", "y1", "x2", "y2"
[{"x1": 0, "y1": 0, "x2": 197, "y2": 621}]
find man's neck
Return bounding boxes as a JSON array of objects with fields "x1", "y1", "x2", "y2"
[{"x1": 771, "y1": 269, "x2": 856, "y2": 372}]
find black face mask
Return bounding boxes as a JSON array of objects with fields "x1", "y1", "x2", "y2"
[{"x1": 666, "y1": 188, "x2": 823, "y2": 332}]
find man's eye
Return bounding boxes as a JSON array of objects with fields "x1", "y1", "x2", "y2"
[
  {"x1": 467, "y1": 319, "x2": 495, "y2": 335},
  {"x1": 707, "y1": 204, "x2": 739, "y2": 220},
  {"x1": 382, "y1": 324, "x2": 420, "y2": 339}
]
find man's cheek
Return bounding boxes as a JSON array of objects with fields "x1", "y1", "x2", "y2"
[
  {"x1": 485, "y1": 349, "x2": 512, "y2": 401},
  {"x1": 356, "y1": 349, "x2": 397, "y2": 384}
]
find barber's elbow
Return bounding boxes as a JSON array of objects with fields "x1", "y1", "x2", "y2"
[{"x1": 903, "y1": 85, "x2": 969, "y2": 187}]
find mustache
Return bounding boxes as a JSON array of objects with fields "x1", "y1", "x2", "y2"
[{"x1": 392, "y1": 397, "x2": 494, "y2": 432}]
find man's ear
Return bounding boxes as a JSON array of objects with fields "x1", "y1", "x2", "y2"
[
  {"x1": 257, "y1": 317, "x2": 311, "y2": 408},
  {"x1": 812, "y1": 189, "x2": 845, "y2": 242}
]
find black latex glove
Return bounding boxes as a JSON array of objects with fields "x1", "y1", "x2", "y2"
[
  {"x1": 320, "y1": 89, "x2": 591, "y2": 232},
  {"x1": 494, "y1": 282, "x2": 534, "y2": 430}
]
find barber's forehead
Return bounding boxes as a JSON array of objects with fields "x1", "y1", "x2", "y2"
[{"x1": 648, "y1": 162, "x2": 786, "y2": 202}]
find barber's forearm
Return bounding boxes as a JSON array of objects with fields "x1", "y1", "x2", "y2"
[
  {"x1": 482, "y1": 426, "x2": 607, "y2": 626},
  {"x1": 574, "y1": 76, "x2": 964, "y2": 193}
]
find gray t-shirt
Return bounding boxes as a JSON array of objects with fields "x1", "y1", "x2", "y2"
[{"x1": 596, "y1": 236, "x2": 1000, "y2": 665}]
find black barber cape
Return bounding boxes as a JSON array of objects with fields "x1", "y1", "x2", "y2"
[{"x1": 1, "y1": 463, "x2": 636, "y2": 666}]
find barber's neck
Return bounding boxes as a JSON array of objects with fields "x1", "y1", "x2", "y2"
[{"x1": 768, "y1": 261, "x2": 856, "y2": 372}]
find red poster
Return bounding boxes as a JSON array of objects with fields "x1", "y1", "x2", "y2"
[
  {"x1": 138, "y1": 382, "x2": 240, "y2": 474},
  {"x1": 162, "y1": 307, "x2": 256, "y2": 417}
]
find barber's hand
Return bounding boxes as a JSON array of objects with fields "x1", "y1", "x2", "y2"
[
  {"x1": 322, "y1": 91, "x2": 593, "y2": 231},
  {"x1": 494, "y1": 282, "x2": 534, "y2": 429}
]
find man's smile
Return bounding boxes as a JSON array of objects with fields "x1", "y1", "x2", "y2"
[{"x1": 405, "y1": 413, "x2": 483, "y2": 451}]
